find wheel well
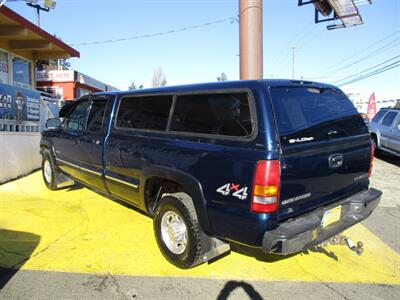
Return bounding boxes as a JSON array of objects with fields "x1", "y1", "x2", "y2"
[
  {"x1": 144, "y1": 177, "x2": 185, "y2": 216},
  {"x1": 371, "y1": 133, "x2": 378, "y2": 144},
  {"x1": 40, "y1": 144, "x2": 52, "y2": 156}
]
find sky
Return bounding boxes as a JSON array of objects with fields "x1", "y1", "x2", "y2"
[{"x1": 5, "y1": 0, "x2": 400, "y2": 100}]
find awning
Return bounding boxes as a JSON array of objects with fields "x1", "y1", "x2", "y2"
[{"x1": 0, "y1": 5, "x2": 79, "y2": 59}]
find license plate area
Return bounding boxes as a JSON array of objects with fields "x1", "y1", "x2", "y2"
[{"x1": 321, "y1": 205, "x2": 342, "y2": 228}]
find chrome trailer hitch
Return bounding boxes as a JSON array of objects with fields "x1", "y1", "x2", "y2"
[{"x1": 328, "y1": 234, "x2": 364, "y2": 255}]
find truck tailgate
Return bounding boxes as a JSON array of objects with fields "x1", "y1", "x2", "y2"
[{"x1": 269, "y1": 86, "x2": 372, "y2": 220}]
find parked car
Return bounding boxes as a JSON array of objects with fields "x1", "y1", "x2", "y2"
[
  {"x1": 369, "y1": 107, "x2": 400, "y2": 157},
  {"x1": 40, "y1": 80, "x2": 381, "y2": 268}
]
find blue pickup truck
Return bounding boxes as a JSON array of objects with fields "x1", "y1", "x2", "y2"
[{"x1": 40, "y1": 80, "x2": 381, "y2": 268}]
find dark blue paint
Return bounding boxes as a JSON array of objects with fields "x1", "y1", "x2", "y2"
[{"x1": 41, "y1": 79, "x2": 372, "y2": 248}]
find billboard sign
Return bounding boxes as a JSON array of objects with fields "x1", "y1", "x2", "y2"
[{"x1": 0, "y1": 83, "x2": 40, "y2": 122}]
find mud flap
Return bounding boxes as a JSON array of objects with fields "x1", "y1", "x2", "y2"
[{"x1": 197, "y1": 231, "x2": 230, "y2": 265}]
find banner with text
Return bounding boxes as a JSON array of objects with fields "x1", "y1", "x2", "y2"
[{"x1": 0, "y1": 83, "x2": 40, "y2": 123}]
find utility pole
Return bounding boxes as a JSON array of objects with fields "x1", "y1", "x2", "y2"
[
  {"x1": 25, "y1": 0, "x2": 56, "y2": 28},
  {"x1": 239, "y1": 0, "x2": 263, "y2": 80},
  {"x1": 290, "y1": 46, "x2": 301, "y2": 79}
]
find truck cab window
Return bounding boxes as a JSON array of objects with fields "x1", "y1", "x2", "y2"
[
  {"x1": 87, "y1": 99, "x2": 107, "y2": 132},
  {"x1": 64, "y1": 100, "x2": 89, "y2": 131}
]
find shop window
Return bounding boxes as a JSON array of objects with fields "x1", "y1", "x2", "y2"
[
  {"x1": 0, "y1": 50, "x2": 9, "y2": 84},
  {"x1": 12, "y1": 57, "x2": 32, "y2": 89},
  {"x1": 77, "y1": 88, "x2": 91, "y2": 98}
]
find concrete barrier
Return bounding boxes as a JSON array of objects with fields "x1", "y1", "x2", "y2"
[{"x1": 0, "y1": 132, "x2": 41, "y2": 184}]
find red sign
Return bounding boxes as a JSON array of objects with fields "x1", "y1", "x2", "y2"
[
  {"x1": 367, "y1": 92, "x2": 376, "y2": 120},
  {"x1": 36, "y1": 70, "x2": 74, "y2": 82}
]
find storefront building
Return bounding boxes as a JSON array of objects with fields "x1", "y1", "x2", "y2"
[
  {"x1": 0, "y1": 5, "x2": 79, "y2": 132},
  {"x1": 0, "y1": 5, "x2": 79, "y2": 183},
  {"x1": 36, "y1": 70, "x2": 119, "y2": 102}
]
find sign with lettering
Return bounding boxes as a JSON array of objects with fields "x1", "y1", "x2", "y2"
[
  {"x1": 0, "y1": 83, "x2": 40, "y2": 122},
  {"x1": 36, "y1": 70, "x2": 74, "y2": 82}
]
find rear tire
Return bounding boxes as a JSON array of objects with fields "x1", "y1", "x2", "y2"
[
  {"x1": 153, "y1": 193, "x2": 202, "y2": 269},
  {"x1": 371, "y1": 135, "x2": 380, "y2": 156},
  {"x1": 42, "y1": 151, "x2": 58, "y2": 190}
]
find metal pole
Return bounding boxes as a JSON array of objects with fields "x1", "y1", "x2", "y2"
[
  {"x1": 239, "y1": 0, "x2": 263, "y2": 80},
  {"x1": 36, "y1": 7, "x2": 40, "y2": 27},
  {"x1": 291, "y1": 47, "x2": 295, "y2": 79},
  {"x1": 26, "y1": 3, "x2": 52, "y2": 28},
  {"x1": 290, "y1": 46, "x2": 301, "y2": 79}
]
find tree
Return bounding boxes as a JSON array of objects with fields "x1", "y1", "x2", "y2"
[
  {"x1": 128, "y1": 81, "x2": 144, "y2": 90},
  {"x1": 151, "y1": 68, "x2": 167, "y2": 87},
  {"x1": 128, "y1": 81, "x2": 137, "y2": 90},
  {"x1": 217, "y1": 73, "x2": 228, "y2": 82}
]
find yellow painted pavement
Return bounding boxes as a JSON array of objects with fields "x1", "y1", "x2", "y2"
[{"x1": 0, "y1": 171, "x2": 399, "y2": 284}]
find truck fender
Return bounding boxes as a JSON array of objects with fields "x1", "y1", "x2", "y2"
[
  {"x1": 140, "y1": 166, "x2": 212, "y2": 235},
  {"x1": 40, "y1": 140, "x2": 56, "y2": 161}
]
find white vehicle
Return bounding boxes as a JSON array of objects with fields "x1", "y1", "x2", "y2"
[{"x1": 369, "y1": 107, "x2": 400, "y2": 157}]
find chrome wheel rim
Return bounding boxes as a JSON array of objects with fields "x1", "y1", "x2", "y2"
[
  {"x1": 43, "y1": 160, "x2": 52, "y2": 183},
  {"x1": 161, "y1": 211, "x2": 188, "y2": 255}
]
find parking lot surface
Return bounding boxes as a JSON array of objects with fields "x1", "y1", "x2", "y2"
[{"x1": 0, "y1": 155, "x2": 399, "y2": 299}]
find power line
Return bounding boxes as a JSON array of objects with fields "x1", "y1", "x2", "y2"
[
  {"x1": 333, "y1": 54, "x2": 400, "y2": 84},
  {"x1": 328, "y1": 37, "x2": 400, "y2": 74},
  {"x1": 70, "y1": 16, "x2": 237, "y2": 46},
  {"x1": 273, "y1": 27, "x2": 325, "y2": 77},
  {"x1": 315, "y1": 30, "x2": 400, "y2": 74},
  {"x1": 269, "y1": 21, "x2": 314, "y2": 74},
  {"x1": 337, "y1": 62, "x2": 400, "y2": 87}
]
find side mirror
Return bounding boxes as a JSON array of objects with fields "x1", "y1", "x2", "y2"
[{"x1": 46, "y1": 118, "x2": 62, "y2": 129}]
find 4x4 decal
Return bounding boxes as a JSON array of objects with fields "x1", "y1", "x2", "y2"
[{"x1": 216, "y1": 183, "x2": 249, "y2": 200}]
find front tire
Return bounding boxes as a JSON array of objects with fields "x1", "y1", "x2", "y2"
[
  {"x1": 153, "y1": 193, "x2": 202, "y2": 269},
  {"x1": 42, "y1": 151, "x2": 57, "y2": 190}
]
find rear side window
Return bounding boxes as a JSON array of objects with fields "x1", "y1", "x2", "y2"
[
  {"x1": 87, "y1": 99, "x2": 107, "y2": 132},
  {"x1": 116, "y1": 95, "x2": 173, "y2": 131},
  {"x1": 270, "y1": 87, "x2": 366, "y2": 144},
  {"x1": 170, "y1": 92, "x2": 252, "y2": 137},
  {"x1": 371, "y1": 110, "x2": 387, "y2": 123},
  {"x1": 381, "y1": 112, "x2": 398, "y2": 127}
]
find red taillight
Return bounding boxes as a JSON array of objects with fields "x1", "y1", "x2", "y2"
[
  {"x1": 368, "y1": 142, "x2": 374, "y2": 177},
  {"x1": 251, "y1": 160, "x2": 280, "y2": 213}
]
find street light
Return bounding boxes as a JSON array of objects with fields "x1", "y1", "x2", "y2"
[
  {"x1": 43, "y1": 0, "x2": 56, "y2": 9},
  {"x1": 25, "y1": 0, "x2": 56, "y2": 27}
]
